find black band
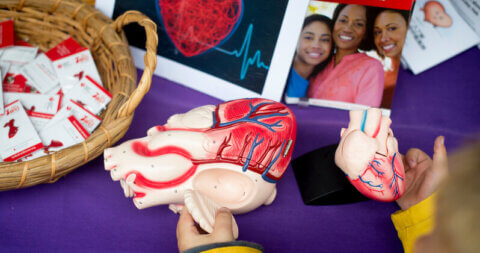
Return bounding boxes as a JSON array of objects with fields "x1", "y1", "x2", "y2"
[{"x1": 292, "y1": 144, "x2": 368, "y2": 205}]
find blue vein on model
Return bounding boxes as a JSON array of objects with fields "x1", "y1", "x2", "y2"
[
  {"x1": 262, "y1": 139, "x2": 286, "y2": 183},
  {"x1": 389, "y1": 153, "x2": 404, "y2": 198},
  {"x1": 359, "y1": 175, "x2": 383, "y2": 189},
  {"x1": 212, "y1": 102, "x2": 287, "y2": 133},
  {"x1": 369, "y1": 160, "x2": 385, "y2": 177},
  {"x1": 242, "y1": 133, "x2": 264, "y2": 172}
]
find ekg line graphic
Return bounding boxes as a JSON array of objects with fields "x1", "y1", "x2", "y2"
[{"x1": 213, "y1": 23, "x2": 270, "y2": 80}]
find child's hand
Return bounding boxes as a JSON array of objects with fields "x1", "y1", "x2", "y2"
[
  {"x1": 396, "y1": 136, "x2": 448, "y2": 210},
  {"x1": 176, "y1": 207, "x2": 235, "y2": 252}
]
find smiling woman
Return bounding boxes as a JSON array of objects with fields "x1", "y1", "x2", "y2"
[
  {"x1": 373, "y1": 8, "x2": 410, "y2": 107},
  {"x1": 307, "y1": 4, "x2": 384, "y2": 108},
  {"x1": 285, "y1": 14, "x2": 333, "y2": 98},
  {"x1": 374, "y1": 10, "x2": 409, "y2": 59}
]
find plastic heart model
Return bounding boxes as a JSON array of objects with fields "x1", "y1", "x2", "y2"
[
  {"x1": 104, "y1": 98, "x2": 296, "y2": 214},
  {"x1": 335, "y1": 108, "x2": 405, "y2": 202}
]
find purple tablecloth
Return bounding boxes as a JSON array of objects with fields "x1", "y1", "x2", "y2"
[{"x1": 1, "y1": 47, "x2": 479, "y2": 252}]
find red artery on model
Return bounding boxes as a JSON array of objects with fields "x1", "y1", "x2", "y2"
[{"x1": 127, "y1": 98, "x2": 297, "y2": 190}]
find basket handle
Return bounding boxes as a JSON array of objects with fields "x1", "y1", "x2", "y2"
[{"x1": 111, "y1": 10, "x2": 158, "y2": 118}]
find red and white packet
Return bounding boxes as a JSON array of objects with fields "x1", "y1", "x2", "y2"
[
  {"x1": 0, "y1": 68, "x2": 3, "y2": 115},
  {"x1": 38, "y1": 115, "x2": 90, "y2": 153},
  {"x1": 0, "y1": 20, "x2": 14, "y2": 106},
  {"x1": 1, "y1": 39, "x2": 37, "y2": 93},
  {"x1": 0, "y1": 100, "x2": 43, "y2": 162},
  {"x1": 4, "y1": 92, "x2": 61, "y2": 114},
  {"x1": 0, "y1": 61, "x2": 10, "y2": 81},
  {"x1": 2, "y1": 64, "x2": 34, "y2": 93},
  {"x1": 45, "y1": 99, "x2": 101, "y2": 133},
  {"x1": 18, "y1": 115, "x2": 90, "y2": 162},
  {"x1": 21, "y1": 53, "x2": 58, "y2": 93},
  {"x1": 46, "y1": 37, "x2": 103, "y2": 93},
  {"x1": 4, "y1": 92, "x2": 61, "y2": 130},
  {"x1": 62, "y1": 75, "x2": 111, "y2": 114},
  {"x1": 0, "y1": 46, "x2": 38, "y2": 65},
  {"x1": 0, "y1": 20, "x2": 14, "y2": 49}
]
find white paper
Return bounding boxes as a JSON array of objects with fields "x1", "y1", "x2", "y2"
[
  {"x1": 4, "y1": 92, "x2": 61, "y2": 115},
  {"x1": 44, "y1": 99, "x2": 101, "y2": 133},
  {"x1": 0, "y1": 61, "x2": 10, "y2": 81},
  {"x1": 0, "y1": 68, "x2": 3, "y2": 115},
  {"x1": 29, "y1": 117, "x2": 52, "y2": 132},
  {"x1": 21, "y1": 53, "x2": 59, "y2": 94},
  {"x1": 284, "y1": 96, "x2": 391, "y2": 117},
  {"x1": 38, "y1": 115, "x2": 89, "y2": 153},
  {"x1": 0, "y1": 46, "x2": 38, "y2": 65},
  {"x1": 0, "y1": 100, "x2": 43, "y2": 161},
  {"x1": 62, "y1": 75, "x2": 111, "y2": 115},
  {"x1": 2, "y1": 64, "x2": 34, "y2": 93},
  {"x1": 402, "y1": 0, "x2": 480, "y2": 74},
  {"x1": 52, "y1": 48, "x2": 103, "y2": 93},
  {"x1": 451, "y1": 0, "x2": 480, "y2": 38}
]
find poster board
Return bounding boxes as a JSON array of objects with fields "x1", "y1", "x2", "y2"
[{"x1": 96, "y1": 0, "x2": 309, "y2": 102}]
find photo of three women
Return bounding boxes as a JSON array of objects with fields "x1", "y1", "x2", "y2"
[{"x1": 285, "y1": 3, "x2": 410, "y2": 108}]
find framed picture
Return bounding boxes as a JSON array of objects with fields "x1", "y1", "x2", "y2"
[
  {"x1": 96, "y1": 0, "x2": 310, "y2": 102},
  {"x1": 284, "y1": 0, "x2": 414, "y2": 114}
]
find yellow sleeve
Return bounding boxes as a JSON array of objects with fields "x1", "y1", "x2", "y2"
[
  {"x1": 202, "y1": 245, "x2": 262, "y2": 253},
  {"x1": 184, "y1": 241, "x2": 263, "y2": 253},
  {"x1": 391, "y1": 194, "x2": 436, "y2": 253}
]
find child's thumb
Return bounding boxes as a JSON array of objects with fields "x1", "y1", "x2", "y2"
[
  {"x1": 212, "y1": 207, "x2": 236, "y2": 241},
  {"x1": 432, "y1": 136, "x2": 448, "y2": 177}
]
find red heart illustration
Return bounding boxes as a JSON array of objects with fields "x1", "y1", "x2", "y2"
[{"x1": 157, "y1": 0, "x2": 243, "y2": 57}]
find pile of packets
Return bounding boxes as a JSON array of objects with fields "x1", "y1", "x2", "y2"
[{"x1": 0, "y1": 19, "x2": 111, "y2": 162}]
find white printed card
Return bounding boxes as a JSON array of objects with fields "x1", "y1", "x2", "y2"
[
  {"x1": 0, "y1": 100, "x2": 43, "y2": 161},
  {"x1": 38, "y1": 115, "x2": 90, "y2": 153},
  {"x1": 45, "y1": 99, "x2": 101, "y2": 133},
  {"x1": 21, "y1": 53, "x2": 59, "y2": 93},
  {"x1": 46, "y1": 37, "x2": 103, "y2": 93},
  {"x1": 62, "y1": 75, "x2": 111, "y2": 114}
]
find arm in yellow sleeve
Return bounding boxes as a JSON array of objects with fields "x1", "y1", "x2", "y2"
[
  {"x1": 183, "y1": 241, "x2": 263, "y2": 253},
  {"x1": 391, "y1": 194, "x2": 436, "y2": 253}
]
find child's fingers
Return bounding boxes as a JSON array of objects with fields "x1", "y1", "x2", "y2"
[
  {"x1": 346, "y1": 110, "x2": 364, "y2": 132},
  {"x1": 432, "y1": 136, "x2": 448, "y2": 177},
  {"x1": 404, "y1": 148, "x2": 426, "y2": 170},
  {"x1": 212, "y1": 207, "x2": 235, "y2": 242},
  {"x1": 378, "y1": 119, "x2": 393, "y2": 155},
  {"x1": 177, "y1": 208, "x2": 197, "y2": 238},
  {"x1": 362, "y1": 108, "x2": 382, "y2": 137}
]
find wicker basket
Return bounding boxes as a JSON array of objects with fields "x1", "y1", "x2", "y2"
[{"x1": 0, "y1": 0, "x2": 158, "y2": 191}]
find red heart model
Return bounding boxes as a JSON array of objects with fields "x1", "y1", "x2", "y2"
[{"x1": 157, "y1": 0, "x2": 243, "y2": 57}]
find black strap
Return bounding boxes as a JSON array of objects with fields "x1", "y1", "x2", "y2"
[{"x1": 292, "y1": 144, "x2": 368, "y2": 205}]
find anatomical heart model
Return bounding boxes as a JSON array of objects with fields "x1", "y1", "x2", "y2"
[
  {"x1": 104, "y1": 98, "x2": 296, "y2": 235},
  {"x1": 335, "y1": 108, "x2": 405, "y2": 202}
]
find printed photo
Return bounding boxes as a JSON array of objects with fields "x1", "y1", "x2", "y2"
[
  {"x1": 285, "y1": 0, "x2": 413, "y2": 110},
  {"x1": 96, "y1": 0, "x2": 310, "y2": 102}
]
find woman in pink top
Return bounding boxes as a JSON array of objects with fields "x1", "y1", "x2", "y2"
[{"x1": 307, "y1": 4, "x2": 384, "y2": 107}]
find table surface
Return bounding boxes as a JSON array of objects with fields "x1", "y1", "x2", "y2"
[{"x1": 1, "y1": 47, "x2": 479, "y2": 253}]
